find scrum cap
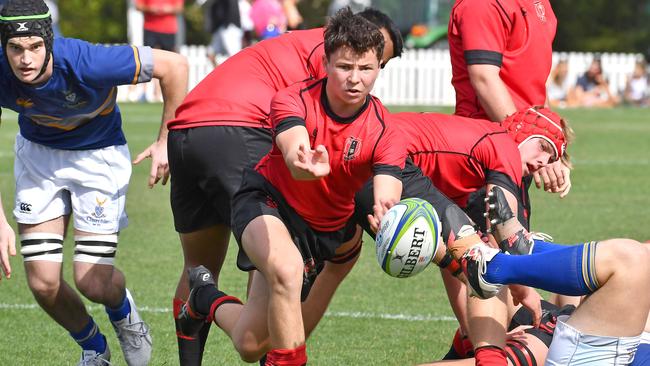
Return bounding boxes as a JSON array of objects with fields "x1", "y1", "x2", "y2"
[
  {"x1": 502, "y1": 107, "x2": 567, "y2": 161},
  {"x1": 0, "y1": 0, "x2": 53, "y2": 82}
]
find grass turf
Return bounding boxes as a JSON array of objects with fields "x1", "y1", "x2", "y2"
[{"x1": 0, "y1": 104, "x2": 648, "y2": 365}]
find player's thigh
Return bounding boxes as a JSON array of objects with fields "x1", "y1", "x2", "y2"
[
  {"x1": 241, "y1": 215, "x2": 303, "y2": 281},
  {"x1": 179, "y1": 225, "x2": 231, "y2": 267},
  {"x1": 13, "y1": 136, "x2": 73, "y2": 227},
  {"x1": 67, "y1": 144, "x2": 131, "y2": 235}
]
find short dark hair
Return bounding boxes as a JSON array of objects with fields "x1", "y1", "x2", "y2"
[
  {"x1": 324, "y1": 7, "x2": 384, "y2": 63},
  {"x1": 357, "y1": 7, "x2": 403, "y2": 58}
]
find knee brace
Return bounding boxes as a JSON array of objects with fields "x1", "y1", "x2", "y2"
[
  {"x1": 74, "y1": 235, "x2": 117, "y2": 265},
  {"x1": 20, "y1": 233, "x2": 63, "y2": 262}
]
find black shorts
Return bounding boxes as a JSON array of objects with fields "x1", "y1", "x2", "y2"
[
  {"x1": 168, "y1": 126, "x2": 272, "y2": 233},
  {"x1": 232, "y1": 168, "x2": 356, "y2": 300},
  {"x1": 354, "y1": 159, "x2": 457, "y2": 239},
  {"x1": 144, "y1": 29, "x2": 177, "y2": 51}
]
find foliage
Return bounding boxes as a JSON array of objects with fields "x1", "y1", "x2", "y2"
[
  {"x1": 58, "y1": 0, "x2": 127, "y2": 44},
  {"x1": 553, "y1": 0, "x2": 650, "y2": 57}
]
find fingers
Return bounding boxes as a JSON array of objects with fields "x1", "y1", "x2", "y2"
[
  {"x1": 0, "y1": 238, "x2": 13, "y2": 280},
  {"x1": 132, "y1": 148, "x2": 151, "y2": 165},
  {"x1": 533, "y1": 170, "x2": 542, "y2": 189},
  {"x1": 367, "y1": 213, "x2": 379, "y2": 233}
]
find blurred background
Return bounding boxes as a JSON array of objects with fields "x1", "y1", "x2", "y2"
[{"x1": 44, "y1": 0, "x2": 650, "y2": 107}]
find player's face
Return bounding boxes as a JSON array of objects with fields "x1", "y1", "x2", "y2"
[
  {"x1": 5, "y1": 36, "x2": 50, "y2": 84},
  {"x1": 519, "y1": 137, "x2": 556, "y2": 175},
  {"x1": 379, "y1": 28, "x2": 395, "y2": 68},
  {"x1": 324, "y1": 46, "x2": 381, "y2": 116}
]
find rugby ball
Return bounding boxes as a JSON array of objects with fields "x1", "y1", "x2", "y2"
[{"x1": 375, "y1": 198, "x2": 442, "y2": 278}]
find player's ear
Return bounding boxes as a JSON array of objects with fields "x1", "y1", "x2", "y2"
[{"x1": 322, "y1": 54, "x2": 329, "y2": 70}]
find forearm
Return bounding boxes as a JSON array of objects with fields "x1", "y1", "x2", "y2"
[
  {"x1": 276, "y1": 126, "x2": 317, "y2": 180},
  {"x1": 468, "y1": 65, "x2": 517, "y2": 122},
  {"x1": 153, "y1": 50, "x2": 189, "y2": 141}
]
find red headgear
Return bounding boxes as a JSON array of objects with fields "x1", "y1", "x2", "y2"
[{"x1": 501, "y1": 107, "x2": 567, "y2": 161}]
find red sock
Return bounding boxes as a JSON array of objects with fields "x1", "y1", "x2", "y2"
[
  {"x1": 475, "y1": 345, "x2": 507, "y2": 366},
  {"x1": 452, "y1": 328, "x2": 474, "y2": 358},
  {"x1": 265, "y1": 344, "x2": 307, "y2": 366},
  {"x1": 173, "y1": 298, "x2": 195, "y2": 340}
]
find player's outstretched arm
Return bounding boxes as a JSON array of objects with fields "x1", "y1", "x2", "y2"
[
  {"x1": 277, "y1": 126, "x2": 330, "y2": 180},
  {"x1": 0, "y1": 194, "x2": 16, "y2": 281},
  {"x1": 367, "y1": 174, "x2": 402, "y2": 233},
  {"x1": 133, "y1": 49, "x2": 188, "y2": 188}
]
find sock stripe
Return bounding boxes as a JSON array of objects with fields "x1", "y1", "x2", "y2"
[
  {"x1": 207, "y1": 295, "x2": 242, "y2": 324},
  {"x1": 581, "y1": 241, "x2": 600, "y2": 293}
]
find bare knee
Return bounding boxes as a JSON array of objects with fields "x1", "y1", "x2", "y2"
[
  {"x1": 26, "y1": 271, "x2": 62, "y2": 301},
  {"x1": 599, "y1": 239, "x2": 650, "y2": 282},
  {"x1": 266, "y1": 259, "x2": 304, "y2": 298},
  {"x1": 233, "y1": 336, "x2": 266, "y2": 363},
  {"x1": 75, "y1": 271, "x2": 114, "y2": 303}
]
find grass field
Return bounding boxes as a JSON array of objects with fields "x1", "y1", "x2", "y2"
[{"x1": 0, "y1": 104, "x2": 648, "y2": 365}]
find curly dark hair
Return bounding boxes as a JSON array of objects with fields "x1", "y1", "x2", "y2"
[{"x1": 324, "y1": 7, "x2": 384, "y2": 63}]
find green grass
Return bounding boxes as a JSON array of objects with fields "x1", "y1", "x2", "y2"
[{"x1": 0, "y1": 104, "x2": 648, "y2": 365}]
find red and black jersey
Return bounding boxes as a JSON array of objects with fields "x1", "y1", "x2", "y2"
[
  {"x1": 392, "y1": 112, "x2": 523, "y2": 207},
  {"x1": 168, "y1": 28, "x2": 326, "y2": 130},
  {"x1": 448, "y1": 0, "x2": 556, "y2": 119},
  {"x1": 257, "y1": 78, "x2": 406, "y2": 231}
]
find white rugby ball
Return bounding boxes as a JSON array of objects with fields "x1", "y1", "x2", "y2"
[{"x1": 375, "y1": 197, "x2": 442, "y2": 278}]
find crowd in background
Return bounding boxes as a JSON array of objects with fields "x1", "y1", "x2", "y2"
[
  {"x1": 126, "y1": 0, "x2": 650, "y2": 108},
  {"x1": 547, "y1": 57, "x2": 650, "y2": 108}
]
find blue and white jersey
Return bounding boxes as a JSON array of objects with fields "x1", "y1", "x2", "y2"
[{"x1": 0, "y1": 37, "x2": 154, "y2": 150}]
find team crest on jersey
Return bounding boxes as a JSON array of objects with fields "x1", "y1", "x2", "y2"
[
  {"x1": 343, "y1": 137, "x2": 362, "y2": 161},
  {"x1": 533, "y1": 1, "x2": 546, "y2": 22},
  {"x1": 16, "y1": 98, "x2": 34, "y2": 108},
  {"x1": 93, "y1": 197, "x2": 107, "y2": 219},
  {"x1": 61, "y1": 89, "x2": 87, "y2": 109}
]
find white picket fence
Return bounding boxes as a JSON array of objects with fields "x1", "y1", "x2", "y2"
[{"x1": 117, "y1": 46, "x2": 642, "y2": 106}]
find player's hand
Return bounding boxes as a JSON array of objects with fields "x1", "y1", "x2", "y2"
[
  {"x1": 293, "y1": 144, "x2": 330, "y2": 179},
  {"x1": 509, "y1": 284, "x2": 542, "y2": 327},
  {"x1": 133, "y1": 139, "x2": 170, "y2": 188},
  {"x1": 533, "y1": 160, "x2": 571, "y2": 197},
  {"x1": 0, "y1": 219, "x2": 16, "y2": 281},
  {"x1": 367, "y1": 198, "x2": 398, "y2": 233}
]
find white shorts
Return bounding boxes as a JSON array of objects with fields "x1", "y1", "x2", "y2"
[
  {"x1": 13, "y1": 134, "x2": 130, "y2": 234},
  {"x1": 210, "y1": 24, "x2": 243, "y2": 57},
  {"x1": 546, "y1": 315, "x2": 641, "y2": 366}
]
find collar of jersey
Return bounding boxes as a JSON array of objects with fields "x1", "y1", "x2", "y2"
[{"x1": 321, "y1": 78, "x2": 370, "y2": 124}]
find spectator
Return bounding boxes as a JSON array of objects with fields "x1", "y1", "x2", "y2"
[
  {"x1": 572, "y1": 58, "x2": 620, "y2": 108},
  {"x1": 239, "y1": 0, "x2": 254, "y2": 47},
  {"x1": 547, "y1": 59, "x2": 575, "y2": 108},
  {"x1": 136, "y1": 0, "x2": 184, "y2": 101},
  {"x1": 136, "y1": 0, "x2": 184, "y2": 52},
  {"x1": 283, "y1": 0, "x2": 303, "y2": 30},
  {"x1": 623, "y1": 59, "x2": 650, "y2": 106},
  {"x1": 250, "y1": 0, "x2": 286, "y2": 39},
  {"x1": 203, "y1": 0, "x2": 243, "y2": 66}
]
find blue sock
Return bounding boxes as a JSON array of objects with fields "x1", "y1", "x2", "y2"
[
  {"x1": 105, "y1": 290, "x2": 131, "y2": 322},
  {"x1": 70, "y1": 317, "x2": 107, "y2": 353},
  {"x1": 484, "y1": 242, "x2": 600, "y2": 296},
  {"x1": 531, "y1": 239, "x2": 569, "y2": 254}
]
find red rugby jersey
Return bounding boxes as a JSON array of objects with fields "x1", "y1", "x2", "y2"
[
  {"x1": 448, "y1": 0, "x2": 556, "y2": 119},
  {"x1": 136, "y1": 0, "x2": 183, "y2": 34},
  {"x1": 257, "y1": 79, "x2": 406, "y2": 231},
  {"x1": 393, "y1": 112, "x2": 523, "y2": 207},
  {"x1": 168, "y1": 28, "x2": 326, "y2": 130}
]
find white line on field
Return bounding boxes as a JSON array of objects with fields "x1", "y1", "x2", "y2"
[{"x1": 0, "y1": 303, "x2": 455, "y2": 322}]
